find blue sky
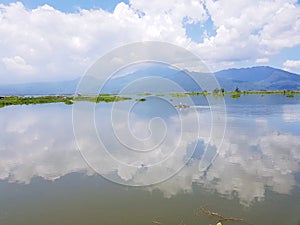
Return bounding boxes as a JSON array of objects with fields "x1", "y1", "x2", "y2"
[
  {"x1": 0, "y1": 0, "x2": 299, "y2": 84},
  {"x1": 0, "y1": 0, "x2": 128, "y2": 12}
]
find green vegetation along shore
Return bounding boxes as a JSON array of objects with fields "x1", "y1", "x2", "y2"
[
  {"x1": 171, "y1": 89, "x2": 300, "y2": 99},
  {"x1": 0, "y1": 96, "x2": 73, "y2": 108},
  {"x1": 0, "y1": 90, "x2": 299, "y2": 108},
  {"x1": 75, "y1": 94, "x2": 132, "y2": 103},
  {"x1": 0, "y1": 94, "x2": 132, "y2": 108}
]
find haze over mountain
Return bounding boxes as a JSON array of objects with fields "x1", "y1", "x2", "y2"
[{"x1": 1, "y1": 66, "x2": 300, "y2": 96}]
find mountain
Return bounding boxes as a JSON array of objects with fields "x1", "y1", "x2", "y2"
[
  {"x1": 215, "y1": 66, "x2": 300, "y2": 91},
  {"x1": 101, "y1": 65, "x2": 300, "y2": 92},
  {"x1": 0, "y1": 66, "x2": 299, "y2": 95}
]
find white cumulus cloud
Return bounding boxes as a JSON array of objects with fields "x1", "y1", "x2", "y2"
[
  {"x1": 283, "y1": 60, "x2": 300, "y2": 71},
  {"x1": 255, "y1": 58, "x2": 269, "y2": 63},
  {"x1": 2, "y1": 55, "x2": 37, "y2": 75},
  {"x1": 0, "y1": 1, "x2": 300, "y2": 83}
]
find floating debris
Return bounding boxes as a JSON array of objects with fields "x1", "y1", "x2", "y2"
[
  {"x1": 152, "y1": 220, "x2": 165, "y2": 225},
  {"x1": 175, "y1": 102, "x2": 190, "y2": 109},
  {"x1": 195, "y1": 207, "x2": 246, "y2": 224}
]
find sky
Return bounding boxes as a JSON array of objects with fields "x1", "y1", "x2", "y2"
[{"x1": 0, "y1": 0, "x2": 300, "y2": 84}]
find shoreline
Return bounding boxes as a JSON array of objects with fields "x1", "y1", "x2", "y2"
[{"x1": 0, "y1": 90, "x2": 299, "y2": 108}]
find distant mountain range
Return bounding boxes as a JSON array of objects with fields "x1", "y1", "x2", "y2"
[
  {"x1": 1, "y1": 66, "x2": 300, "y2": 95},
  {"x1": 0, "y1": 79, "x2": 80, "y2": 96},
  {"x1": 215, "y1": 66, "x2": 300, "y2": 91}
]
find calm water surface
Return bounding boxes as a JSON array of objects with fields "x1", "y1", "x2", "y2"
[{"x1": 0, "y1": 95, "x2": 299, "y2": 225}]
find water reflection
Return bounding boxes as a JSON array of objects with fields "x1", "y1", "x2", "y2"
[
  {"x1": 283, "y1": 104, "x2": 300, "y2": 122},
  {"x1": 0, "y1": 105, "x2": 93, "y2": 183},
  {"x1": 0, "y1": 98, "x2": 300, "y2": 207}
]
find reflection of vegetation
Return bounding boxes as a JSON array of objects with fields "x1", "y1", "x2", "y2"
[
  {"x1": 286, "y1": 94, "x2": 294, "y2": 98},
  {"x1": 231, "y1": 93, "x2": 241, "y2": 98}
]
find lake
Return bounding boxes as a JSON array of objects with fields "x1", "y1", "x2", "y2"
[{"x1": 0, "y1": 94, "x2": 299, "y2": 225}]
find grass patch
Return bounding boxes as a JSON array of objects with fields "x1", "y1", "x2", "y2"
[
  {"x1": 96, "y1": 94, "x2": 131, "y2": 103},
  {"x1": 0, "y1": 94, "x2": 132, "y2": 108},
  {"x1": 170, "y1": 93, "x2": 188, "y2": 98},
  {"x1": 170, "y1": 90, "x2": 300, "y2": 99},
  {"x1": 74, "y1": 94, "x2": 132, "y2": 103},
  {"x1": 0, "y1": 96, "x2": 73, "y2": 108},
  {"x1": 186, "y1": 91, "x2": 210, "y2": 96}
]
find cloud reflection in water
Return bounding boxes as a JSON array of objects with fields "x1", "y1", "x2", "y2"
[{"x1": 0, "y1": 102, "x2": 299, "y2": 206}]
